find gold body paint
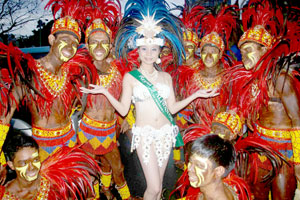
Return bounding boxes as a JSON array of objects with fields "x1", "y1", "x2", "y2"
[
  {"x1": 188, "y1": 156, "x2": 208, "y2": 188},
  {"x1": 202, "y1": 53, "x2": 219, "y2": 67},
  {"x1": 242, "y1": 43, "x2": 258, "y2": 70},
  {"x1": 89, "y1": 43, "x2": 110, "y2": 60},
  {"x1": 58, "y1": 41, "x2": 77, "y2": 62},
  {"x1": 15, "y1": 152, "x2": 41, "y2": 182}
]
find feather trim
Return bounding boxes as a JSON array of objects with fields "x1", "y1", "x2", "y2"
[{"x1": 41, "y1": 146, "x2": 101, "y2": 200}]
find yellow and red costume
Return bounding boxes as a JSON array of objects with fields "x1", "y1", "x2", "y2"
[
  {"x1": 78, "y1": 1, "x2": 131, "y2": 199},
  {"x1": 173, "y1": 2, "x2": 203, "y2": 131},
  {"x1": 78, "y1": 61, "x2": 122, "y2": 155},
  {"x1": 0, "y1": 0, "x2": 94, "y2": 161},
  {"x1": 174, "y1": 111, "x2": 286, "y2": 200},
  {"x1": 0, "y1": 176, "x2": 50, "y2": 200},
  {"x1": 178, "y1": 4, "x2": 238, "y2": 126},
  {"x1": 220, "y1": 3, "x2": 300, "y2": 198},
  {"x1": 223, "y1": 0, "x2": 300, "y2": 165}
]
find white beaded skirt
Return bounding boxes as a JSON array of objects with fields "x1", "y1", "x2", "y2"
[{"x1": 131, "y1": 124, "x2": 178, "y2": 167}]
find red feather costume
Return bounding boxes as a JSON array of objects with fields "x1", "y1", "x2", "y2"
[
  {"x1": 221, "y1": 1, "x2": 300, "y2": 198},
  {"x1": 0, "y1": 0, "x2": 97, "y2": 163},
  {"x1": 77, "y1": 1, "x2": 132, "y2": 199},
  {"x1": 172, "y1": 111, "x2": 286, "y2": 200},
  {"x1": 178, "y1": 4, "x2": 238, "y2": 126}
]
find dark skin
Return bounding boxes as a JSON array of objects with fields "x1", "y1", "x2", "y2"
[
  {"x1": 6, "y1": 147, "x2": 41, "y2": 200},
  {"x1": 1, "y1": 33, "x2": 79, "y2": 129},
  {"x1": 192, "y1": 44, "x2": 225, "y2": 120},
  {"x1": 85, "y1": 32, "x2": 127, "y2": 199},
  {"x1": 29, "y1": 33, "x2": 79, "y2": 128},
  {"x1": 0, "y1": 33, "x2": 79, "y2": 183},
  {"x1": 240, "y1": 41, "x2": 300, "y2": 199},
  {"x1": 85, "y1": 32, "x2": 115, "y2": 121}
]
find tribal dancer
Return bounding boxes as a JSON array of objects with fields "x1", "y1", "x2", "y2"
[
  {"x1": 80, "y1": 0, "x2": 218, "y2": 198},
  {"x1": 178, "y1": 3, "x2": 238, "y2": 125},
  {"x1": 0, "y1": 0, "x2": 92, "y2": 163},
  {"x1": 0, "y1": 130, "x2": 100, "y2": 200},
  {"x1": 77, "y1": 0, "x2": 131, "y2": 199},
  {"x1": 173, "y1": 111, "x2": 286, "y2": 199},
  {"x1": 175, "y1": 133, "x2": 252, "y2": 200},
  {"x1": 223, "y1": 0, "x2": 300, "y2": 199}
]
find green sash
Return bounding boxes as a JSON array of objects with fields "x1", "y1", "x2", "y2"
[{"x1": 129, "y1": 69, "x2": 184, "y2": 147}]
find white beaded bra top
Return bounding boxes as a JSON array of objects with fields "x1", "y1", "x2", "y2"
[{"x1": 132, "y1": 82, "x2": 170, "y2": 103}]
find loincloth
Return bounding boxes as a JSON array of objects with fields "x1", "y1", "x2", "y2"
[
  {"x1": 32, "y1": 122, "x2": 77, "y2": 161},
  {"x1": 254, "y1": 123, "x2": 300, "y2": 168},
  {"x1": 78, "y1": 113, "x2": 117, "y2": 155}
]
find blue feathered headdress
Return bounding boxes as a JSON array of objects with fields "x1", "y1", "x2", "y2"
[{"x1": 115, "y1": 0, "x2": 185, "y2": 65}]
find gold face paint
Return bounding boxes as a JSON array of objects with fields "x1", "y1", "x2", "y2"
[
  {"x1": 202, "y1": 53, "x2": 219, "y2": 67},
  {"x1": 88, "y1": 43, "x2": 97, "y2": 54},
  {"x1": 15, "y1": 164, "x2": 28, "y2": 180},
  {"x1": 58, "y1": 41, "x2": 69, "y2": 62},
  {"x1": 58, "y1": 40, "x2": 77, "y2": 62},
  {"x1": 185, "y1": 42, "x2": 196, "y2": 60},
  {"x1": 101, "y1": 43, "x2": 110, "y2": 56},
  {"x1": 241, "y1": 43, "x2": 261, "y2": 70},
  {"x1": 15, "y1": 151, "x2": 40, "y2": 182},
  {"x1": 188, "y1": 156, "x2": 208, "y2": 188},
  {"x1": 88, "y1": 42, "x2": 110, "y2": 60}
]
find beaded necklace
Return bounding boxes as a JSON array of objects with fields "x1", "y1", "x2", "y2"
[
  {"x1": 36, "y1": 61, "x2": 68, "y2": 97},
  {"x1": 97, "y1": 64, "x2": 118, "y2": 88},
  {"x1": 2, "y1": 177, "x2": 50, "y2": 200},
  {"x1": 194, "y1": 73, "x2": 222, "y2": 90}
]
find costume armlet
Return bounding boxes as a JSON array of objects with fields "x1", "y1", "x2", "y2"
[
  {"x1": 289, "y1": 129, "x2": 300, "y2": 164},
  {"x1": 125, "y1": 104, "x2": 135, "y2": 128},
  {"x1": 0, "y1": 123, "x2": 10, "y2": 165}
]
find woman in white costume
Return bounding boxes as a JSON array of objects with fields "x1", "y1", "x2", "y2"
[{"x1": 81, "y1": 0, "x2": 217, "y2": 199}]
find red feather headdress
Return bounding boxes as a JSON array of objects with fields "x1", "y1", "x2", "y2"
[
  {"x1": 84, "y1": 0, "x2": 122, "y2": 43},
  {"x1": 176, "y1": 1, "x2": 205, "y2": 46},
  {"x1": 45, "y1": 0, "x2": 86, "y2": 41},
  {"x1": 223, "y1": 0, "x2": 300, "y2": 121},
  {"x1": 238, "y1": 0, "x2": 282, "y2": 48},
  {"x1": 197, "y1": 4, "x2": 239, "y2": 54}
]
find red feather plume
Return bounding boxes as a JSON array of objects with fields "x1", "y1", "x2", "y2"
[
  {"x1": 84, "y1": 0, "x2": 122, "y2": 39},
  {"x1": 196, "y1": 4, "x2": 239, "y2": 49},
  {"x1": 41, "y1": 146, "x2": 101, "y2": 200},
  {"x1": 45, "y1": 0, "x2": 85, "y2": 21},
  {"x1": 177, "y1": 1, "x2": 205, "y2": 30},
  {"x1": 241, "y1": 0, "x2": 283, "y2": 39}
]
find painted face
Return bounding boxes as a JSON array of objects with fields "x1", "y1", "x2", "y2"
[
  {"x1": 138, "y1": 44, "x2": 160, "y2": 65},
  {"x1": 88, "y1": 32, "x2": 110, "y2": 61},
  {"x1": 13, "y1": 147, "x2": 41, "y2": 182},
  {"x1": 184, "y1": 41, "x2": 196, "y2": 60},
  {"x1": 160, "y1": 46, "x2": 171, "y2": 57},
  {"x1": 201, "y1": 45, "x2": 221, "y2": 68},
  {"x1": 240, "y1": 42, "x2": 266, "y2": 70},
  {"x1": 53, "y1": 33, "x2": 79, "y2": 62},
  {"x1": 211, "y1": 123, "x2": 235, "y2": 141},
  {"x1": 188, "y1": 154, "x2": 215, "y2": 188}
]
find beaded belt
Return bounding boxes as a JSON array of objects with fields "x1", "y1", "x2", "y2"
[
  {"x1": 82, "y1": 113, "x2": 116, "y2": 128},
  {"x1": 256, "y1": 124, "x2": 292, "y2": 139},
  {"x1": 32, "y1": 122, "x2": 72, "y2": 138}
]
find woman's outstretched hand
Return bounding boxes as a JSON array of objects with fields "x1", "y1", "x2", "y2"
[
  {"x1": 80, "y1": 84, "x2": 107, "y2": 94},
  {"x1": 195, "y1": 88, "x2": 220, "y2": 98}
]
